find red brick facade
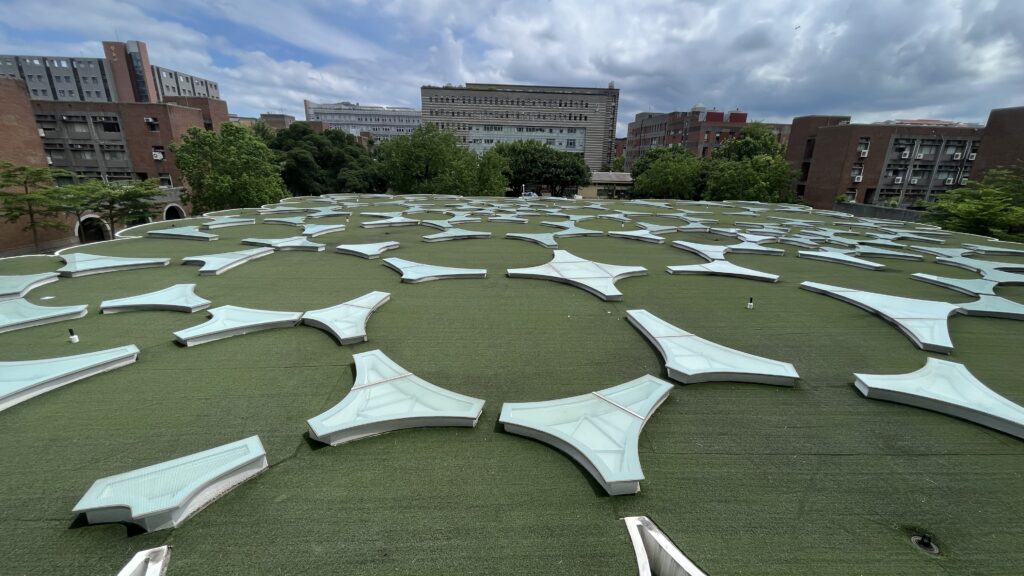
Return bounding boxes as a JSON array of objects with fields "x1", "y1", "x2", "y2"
[{"x1": 0, "y1": 79, "x2": 76, "y2": 252}]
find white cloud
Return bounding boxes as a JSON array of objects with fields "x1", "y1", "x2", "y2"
[{"x1": 0, "y1": 0, "x2": 1021, "y2": 131}]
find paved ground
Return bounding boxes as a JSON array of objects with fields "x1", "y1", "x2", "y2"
[{"x1": 1, "y1": 197, "x2": 1022, "y2": 575}]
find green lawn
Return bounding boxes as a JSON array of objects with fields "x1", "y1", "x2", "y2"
[{"x1": 1, "y1": 197, "x2": 1023, "y2": 575}]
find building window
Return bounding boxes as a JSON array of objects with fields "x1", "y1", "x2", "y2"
[
  {"x1": 101, "y1": 121, "x2": 120, "y2": 133},
  {"x1": 158, "y1": 173, "x2": 173, "y2": 187},
  {"x1": 566, "y1": 139, "x2": 576, "y2": 148},
  {"x1": 152, "y1": 146, "x2": 166, "y2": 161},
  {"x1": 545, "y1": 138, "x2": 555, "y2": 146}
]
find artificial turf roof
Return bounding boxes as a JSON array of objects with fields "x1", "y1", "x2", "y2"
[{"x1": 1, "y1": 195, "x2": 1023, "y2": 575}]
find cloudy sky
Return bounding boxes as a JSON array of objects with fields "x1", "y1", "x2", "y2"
[{"x1": 1, "y1": 0, "x2": 1021, "y2": 135}]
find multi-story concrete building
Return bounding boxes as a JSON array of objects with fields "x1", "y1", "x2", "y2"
[
  {"x1": 304, "y1": 100, "x2": 419, "y2": 142},
  {"x1": 785, "y1": 114, "x2": 1014, "y2": 208},
  {"x1": 152, "y1": 65, "x2": 220, "y2": 100},
  {"x1": 420, "y1": 82, "x2": 620, "y2": 172},
  {"x1": 0, "y1": 41, "x2": 219, "y2": 104},
  {"x1": 625, "y1": 104, "x2": 790, "y2": 169}
]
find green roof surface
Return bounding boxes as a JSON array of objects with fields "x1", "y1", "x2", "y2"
[{"x1": 0, "y1": 197, "x2": 1022, "y2": 574}]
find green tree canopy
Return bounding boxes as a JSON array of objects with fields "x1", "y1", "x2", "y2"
[
  {"x1": 924, "y1": 165, "x2": 1024, "y2": 241},
  {"x1": 630, "y1": 146, "x2": 690, "y2": 179},
  {"x1": 491, "y1": 140, "x2": 590, "y2": 196},
  {"x1": 610, "y1": 154, "x2": 625, "y2": 172},
  {"x1": 378, "y1": 124, "x2": 506, "y2": 196},
  {"x1": 715, "y1": 123, "x2": 784, "y2": 161},
  {"x1": 705, "y1": 155, "x2": 797, "y2": 202},
  {"x1": 268, "y1": 122, "x2": 381, "y2": 196},
  {"x1": 89, "y1": 179, "x2": 161, "y2": 235},
  {"x1": 631, "y1": 152, "x2": 703, "y2": 199},
  {"x1": 51, "y1": 179, "x2": 105, "y2": 241},
  {"x1": 251, "y1": 120, "x2": 276, "y2": 146},
  {"x1": 0, "y1": 162, "x2": 73, "y2": 252},
  {"x1": 173, "y1": 123, "x2": 288, "y2": 213}
]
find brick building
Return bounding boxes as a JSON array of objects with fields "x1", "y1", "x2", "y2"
[
  {"x1": 0, "y1": 78, "x2": 75, "y2": 252},
  {"x1": 785, "y1": 110, "x2": 1024, "y2": 208},
  {"x1": 614, "y1": 137, "x2": 626, "y2": 160},
  {"x1": 0, "y1": 37, "x2": 230, "y2": 253},
  {"x1": 33, "y1": 97, "x2": 228, "y2": 189},
  {"x1": 259, "y1": 113, "x2": 295, "y2": 131},
  {"x1": 625, "y1": 104, "x2": 790, "y2": 169}
]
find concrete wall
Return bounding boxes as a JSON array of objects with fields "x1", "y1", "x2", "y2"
[{"x1": 831, "y1": 202, "x2": 923, "y2": 222}]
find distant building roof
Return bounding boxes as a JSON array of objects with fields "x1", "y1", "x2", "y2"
[{"x1": 873, "y1": 119, "x2": 983, "y2": 128}]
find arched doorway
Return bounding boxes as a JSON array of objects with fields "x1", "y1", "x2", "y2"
[
  {"x1": 164, "y1": 204, "x2": 185, "y2": 220},
  {"x1": 78, "y1": 217, "x2": 109, "y2": 243}
]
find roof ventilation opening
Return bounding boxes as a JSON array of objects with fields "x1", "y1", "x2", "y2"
[{"x1": 911, "y1": 533, "x2": 940, "y2": 555}]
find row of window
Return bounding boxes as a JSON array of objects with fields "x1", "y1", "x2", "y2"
[
  {"x1": 429, "y1": 109, "x2": 591, "y2": 122},
  {"x1": 426, "y1": 95, "x2": 593, "y2": 109},
  {"x1": 156, "y1": 69, "x2": 217, "y2": 90},
  {"x1": 468, "y1": 137, "x2": 579, "y2": 148},
  {"x1": 476, "y1": 126, "x2": 579, "y2": 135}
]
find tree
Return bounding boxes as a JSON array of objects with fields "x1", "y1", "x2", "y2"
[
  {"x1": 715, "y1": 123, "x2": 784, "y2": 161},
  {"x1": 269, "y1": 122, "x2": 377, "y2": 196},
  {"x1": 0, "y1": 162, "x2": 72, "y2": 253},
  {"x1": 251, "y1": 121, "x2": 276, "y2": 146},
  {"x1": 631, "y1": 152, "x2": 703, "y2": 199},
  {"x1": 378, "y1": 124, "x2": 504, "y2": 196},
  {"x1": 476, "y1": 148, "x2": 510, "y2": 196},
  {"x1": 51, "y1": 179, "x2": 105, "y2": 242},
  {"x1": 542, "y1": 151, "x2": 590, "y2": 197},
  {"x1": 630, "y1": 146, "x2": 690, "y2": 179},
  {"x1": 705, "y1": 155, "x2": 797, "y2": 202},
  {"x1": 492, "y1": 140, "x2": 589, "y2": 196},
  {"x1": 173, "y1": 123, "x2": 287, "y2": 213},
  {"x1": 90, "y1": 180, "x2": 161, "y2": 236},
  {"x1": 492, "y1": 140, "x2": 550, "y2": 194},
  {"x1": 924, "y1": 166, "x2": 1024, "y2": 241},
  {"x1": 610, "y1": 154, "x2": 625, "y2": 172}
]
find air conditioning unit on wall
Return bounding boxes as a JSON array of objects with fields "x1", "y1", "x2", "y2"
[
  {"x1": 953, "y1": 152, "x2": 962, "y2": 160},
  {"x1": 894, "y1": 176, "x2": 903, "y2": 184},
  {"x1": 853, "y1": 175, "x2": 863, "y2": 183},
  {"x1": 900, "y1": 151, "x2": 910, "y2": 159},
  {"x1": 859, "y1": 150, "x2": 869, "y2": 158},
  {"x1": 915, "y1": 153, "x2": 924, "y2": 159},
  {"x1": 152, "y1": 151, "x2": 165, "y2": 160},
  {"x1": 968, "y1": 153, "x2": 976, "y2": 161},
  {"x1": 945, "y1": 178, "x2": 954, "y2": 185},
  {"x1": 910, "y1": 178, "x2": 919, "y2": 184}
]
